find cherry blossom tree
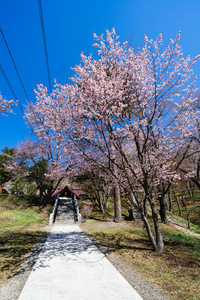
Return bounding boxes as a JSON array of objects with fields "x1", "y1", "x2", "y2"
[
  {"x1": 68, "y1": 29, "x2": 200, "y2": 253},
  {"x1": 24, "y1": 29, "x2": 200, "y2": 254}
]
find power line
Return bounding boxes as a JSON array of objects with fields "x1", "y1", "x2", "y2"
[
  {"x1": 0, "y1": 64, "x2": 17, "y2": 100},
  {"x1": 0, "y1": 28, "x2": 37, "y2": 133},
  {"x1": 0, "y1": 64, "x2": 24, "y2": 114},
  {"x1": 0, "y1": 27, "x2": 32, "y2": 106},
  {"x1": 0, "y1": 27, "x2": 50, "y2": 141},
  {"x1": 0, "y1": 63, "x2": 35, "y2": 134},
  {"x1": 37, "y1": 0, "x2": 52, "y2": 93}
]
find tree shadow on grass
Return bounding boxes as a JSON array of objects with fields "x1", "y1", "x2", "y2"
[
  {"x1": 88, "y1": 232, "x2": 153, "y2": 252},
  {"x1": 0, "y1": 231, "x2": 49, "y2": 280}
]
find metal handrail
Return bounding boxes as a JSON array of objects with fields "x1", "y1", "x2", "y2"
[
  {"x1": 49, "y1": 194, "x2": 59, "y2": 225},
  {"x1": 49, "y1": 194, "x2": 82, "y2": 224},
  {"x1": 73, "y1": 195, "x2": 82, "y2": 223}
]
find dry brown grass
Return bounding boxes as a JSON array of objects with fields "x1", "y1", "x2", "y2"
[{"x1": 81, "y1": 218, "x2": 200, "y2": 300}]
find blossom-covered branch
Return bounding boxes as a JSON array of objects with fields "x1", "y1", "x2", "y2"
[{"x1": 0, "y1": 92, "x2": 15, "y2": 116}]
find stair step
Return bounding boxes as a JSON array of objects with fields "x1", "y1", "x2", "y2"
[{"x1": 55, "y1": 197, "x2": 75, "y2": 225}]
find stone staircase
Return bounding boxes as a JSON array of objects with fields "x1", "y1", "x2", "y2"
[{"x1": 54, "y1": 197, "x2": 75, "y2": 225}]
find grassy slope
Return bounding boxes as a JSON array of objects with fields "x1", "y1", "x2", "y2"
[
  {"x1": 0, "y1": 194, "x2": 51, "y2": 284},
  {"x1": 174, "y1": 202, "x2": 200, "y2": 226},
  {"x1": 80, "y1": 199, "x2": 200, "y2": 300}
]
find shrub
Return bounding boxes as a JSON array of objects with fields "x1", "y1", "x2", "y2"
[{"x1": 81, "y1": 205, "x2": 93, "y2": 219}]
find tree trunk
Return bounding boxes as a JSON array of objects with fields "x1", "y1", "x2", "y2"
[
  {"x1": 39, "y1": 186, "x2": 45, "y2": 206},
  {"x1": 127, "y1": 206, "x2": 136, "y2": 221},
  {"x1": 114, "y1": 184, "x2": 122, "y2": 222},
  {"x1": 189, "y1": 181, "x2": 195, "y2": 203},
  {"x1": 142, "y1": 214, "x2": 158, "y2": 252},
  {"x1": 143, "y1": 195, "x2": 147, "y2": 217},
  {"x1": 186, "y1": 181, "x2": 192, "y2": 202},
  {"x1": 159, "y1": 195, "x2": 169, "y2": 224},
  {"x1": 95, "y1": 191, "x2": 106, "y2": 213},
  {"x1": 190, "y1": 177, "x2": 200, "y2": 191},
  {"x1": 149, "y1": 196, "x2": 164, "y2": 254},
  {"x1": 102, "y1": 193, "x2": 109, "y2": 213},
  {"x1": 99, "y1": 197, "x2": 106, "y2": 214},
  {"x1": 181, "y1": 192, "x2": 190, "y2": 229},
  {"x1": 110, "y1": 140, "x2": 122, "y2": 223},
  {"x1": 167, "y1": 189, "x2": 173, "y2": 213},
  {"x1": 172, "y1": 188, "x2": 181, "y2": 216},
  {"x1": 128, "y1": 186, "x2": 164, "y2": 253}
]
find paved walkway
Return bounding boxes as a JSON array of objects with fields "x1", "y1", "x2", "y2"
[{"x1": 18, "y1": 225, "x2": 142, "y2": 300}]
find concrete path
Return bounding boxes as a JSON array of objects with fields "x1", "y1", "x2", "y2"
[{"x1": 18, "y1": 225, "x2": 143, "y2": 300}]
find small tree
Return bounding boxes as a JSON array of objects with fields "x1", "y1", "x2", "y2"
[
  {"x1": 8, "y1": 139, "x2": 53, "y2": 205},
  {"x1": 74, "y1": 168, "x2": 112, "y2": 213}
]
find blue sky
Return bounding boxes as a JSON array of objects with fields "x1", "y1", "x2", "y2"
[{"x1": 0, "y1": 0, "x2": 200, "y2": 150}]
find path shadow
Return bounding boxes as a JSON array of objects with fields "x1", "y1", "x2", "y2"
[{"x1": 31, "y1": 229, "x2": 105, "y2": 271}]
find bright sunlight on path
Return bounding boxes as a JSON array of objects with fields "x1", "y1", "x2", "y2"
[{"x1": 18, "y1": 224, "x2": 142, "y2": 300}]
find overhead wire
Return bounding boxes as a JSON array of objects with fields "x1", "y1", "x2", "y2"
[
  {"x1": 0, "y1": 18, "x2": 52, "y2": 151},
  {"x1": 37, "y1": 0, "x2": 55, "y2": 158},
  {"x1": 0, "y1": 23, "x2": 54, "y2": 159},
  {"x1": 0, "y1": 27, "x2": 32, "y2": 106},
  {"x1": 0, "y1": 63, "x2": 24, "y2": 114},
  {"x1": 0, "y1": 27, "x2": 38, "y2": 133},
  {"x1": 37, "y1": 0, "x2": 52, "y2": 93}
]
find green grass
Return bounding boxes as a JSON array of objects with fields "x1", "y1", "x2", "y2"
[
  {"x1": 172, "y1": 195, "x2": 200, "y2": 226},
  {"x1": 163, "y1": 228, "x2": 200, "y2": 259},
  {"x1": 0, "y1": 193, "x2": 43, "y2": 208},
  {"x1": 168, "y1": 212, "x2": 200, "y2": 234},
  {"x1": 0, "y1": 194, "x2": 51, "y2": 284},
  {"x1": 181, "y1": 203, "x2": 200, "y2": 226},
  {"x1": 0, "y1": 209, "x2": 42, "y2": 231}
]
